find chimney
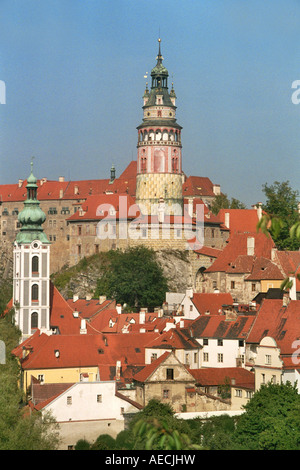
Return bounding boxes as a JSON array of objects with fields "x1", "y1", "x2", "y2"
[
  {"x1": 59, "y1": 189, "x2": 63, "y2": 199},
  {"x1": 18, "y1": 179, "x2": 23, "y2": 188},
  {"x1": 256, "y1": 202, "x2": 263, "y2": 220},
  {"x1": 86, "y1": 294, "x2": 92, "y2": 301},
  {"x1": 247, "y1": 236, "x2": 255, "y2": 256},
  {"x1": 80, "y1": 319, "x2": 87, "y2": 334},
  {"x1": 271, "y1": 247, "x2": 277, "y2": 262},
  {"x1": 116, "y1": 360, "x2": 121, "y2": 380},
  {"x1": 116, "y1": 304, "x2": 122, "y2": 314},
  {"x1": 139, "y1": 310, "x2": 146, "y2": 324},
  {"x1": 73, "y1": 309, "x2": 79, "y2": 318},
  {"x1": 289, "y1": 277, "x2": 297, "y2": 300},
  {"x1": 225, "y1": 212, "x2": 230, "y2": 228},
  {"x1": 73, "y1": 294, "x2": 79, "y2": 303},
  {"x1": 99, "y1": 295, "x2": 106, "y2": 304},
  {"x1": 282, "y1": 292, "x2": 290, "y2": 307},
  {"x1": 213, "y1": 184, "x2": 221, "y2": 195},
  {"x1": 74, "y1": 185, "x2": 79, "y2": 195},
  {"x1": 59, "y1": 176, "x2": 65, "y2": 182}
]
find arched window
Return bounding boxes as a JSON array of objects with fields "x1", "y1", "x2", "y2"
[
  {"x1": 31, "y1": 312, "x2": 38, "y2": 329},
  {"x1": 32, "y1": 284, "x2": 38, "y2": 302},
  {"x1": 32, "y1": 256, "x2": 39, "y2": 274}
]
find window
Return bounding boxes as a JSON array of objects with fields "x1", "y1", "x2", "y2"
[
  {"x1": 239, "y1": 340, "x2": 244, "y2": 347},
  {"x1": 31, "y1": 284, "x2": 38, "y2": 302},
  {"x1": 218, "y1": 339, "x2": 223, "y2": 346},
  {"x1": 194, "y1": 352, "x2": 198, "y2": 363},
  {"x1": 203, "y1": 352, "x2": 209, "y2": 362},
  {"x1": 31, "y1": 312, "x2": 38, "y2": 329},
  {"x1": 261, "y1": 373, "x2": 265, "y2": 384},
  {"x1": 97, "y1": 394, "x2": 102, "y2": 403},
  {"x1": 32, "y1": 256, "x2": 39, "y2": 273},
  {"x1": 78, "y1": 225, "x2": 82, "y2": 236},
  {"x1": 203, "y1": 338, "x2": 208, "y2": 346},
  {"x1": 252, "y1": 283, "x2": 256, "y2": 292},
  {"x1": 235, "y1": 389, "x2": 242, "y2": 398},
  {"x1": 163, "y1": 389, "x2": 169, "y2": 398},
  {"x1": 67, "y1": 396, "x2": 72, "y2": 405},
  {"x1": 246, "y1": 391, "x2": 253, "y2": 399},
  {"x1": 166, "y1": 368, "x2": 174, "y2": 380},
  {"x1": 231, "y1": 281, "x2": 235, "y2": 289},
  {"x1": 271, "y1": 375, "x2": 277, "y2": 384},
  {"x1": 151, "y1": 353, "x2": 157, "y2": 362},
  {"x1": 185, "y1": 353, "x2": 190, "y2": 364},
  {"x1": 217, "y1": 353, "x2": 223, "y2": 363},
  {"x1": 37, "y1": 374, "x2": 44, "y2": 383},
  {"x1": 265, "y1": 355, "x2": 271, "y2": 365}
]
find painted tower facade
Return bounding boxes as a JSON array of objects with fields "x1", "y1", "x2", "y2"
[
  {"x1": 13, "y1": 163, "x2": 51, "y2": 339},
  {"x1": 135, "y1": 39, "x2": 183, "y2": 216}
]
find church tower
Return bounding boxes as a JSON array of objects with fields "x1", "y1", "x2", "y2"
[
  {"x1": 13, "y1": 161, "x2": 51, "y2": 339},
  {"x1": 135, "y1": 39, "x2": 183, "y2": 216}
]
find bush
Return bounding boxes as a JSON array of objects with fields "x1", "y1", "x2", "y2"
[{"x1": 74, "y1": 439, "x2": 91, "y2": 450}]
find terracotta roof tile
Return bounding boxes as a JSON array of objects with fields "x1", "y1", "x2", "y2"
[{"x1": 191, "y1": 293, "x2": 234, "y2": 315}]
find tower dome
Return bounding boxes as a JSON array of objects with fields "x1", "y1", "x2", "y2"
[{"x1": 16, "y1": 161, "x2": 49, "y2": 244}]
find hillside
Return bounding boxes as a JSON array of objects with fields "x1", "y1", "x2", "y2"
[{"x1": 51, "y1": 249, "x2": 192, "y2": 300}]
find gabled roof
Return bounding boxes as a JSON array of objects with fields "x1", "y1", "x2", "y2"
[
  {"x1": 144, "y1": 328, "x2": 200, "y2": 350},
  {"x1": 217, "y1": 209, "x2": 260, "y2": 235},
  {"x1": 66, "y1": 298, "x2": 115, "y2": 320},
  {"x1": 189, "y1": 367, "x2": 255, "y2": 390},
  {"x1": 246, "y1": 299, "x2": 300, "y2": 362},
  {"x1": 190, "y1": 314, "x2": 255, "y2": 340},
  {"x1": 12, "y1": 330, "x2": 159, "y2": 370},
  {"x1": 191, "y1": 293, "x2": 234, "y2": 315},
  {"x1": 205, "y1": 232, "x2": 275, "y2": 273},
  {"x1": 133, "y1": 351, "x2": 172, "y2": 383},
  {"x1": 182, "y1": 176, "x2": 216, "y2": 198},
  {"x1": 245, "y1": 257, "x2": 284, "y2": 281},
  {"x1": 67, "y1": 193, "x2": 137, "y2": 221}
]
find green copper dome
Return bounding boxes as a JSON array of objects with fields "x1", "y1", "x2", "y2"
[{"x1": 15, "y1": 161, "x2": 50, "y2": 244}]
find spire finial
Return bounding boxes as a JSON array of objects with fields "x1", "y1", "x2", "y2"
[{"x1": 30, "y1": 156, "x2": 35, "y2": 173}]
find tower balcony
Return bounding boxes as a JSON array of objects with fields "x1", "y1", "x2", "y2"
[{"x1": 137, "y1": 140, "x2": 181, "y2": 147}]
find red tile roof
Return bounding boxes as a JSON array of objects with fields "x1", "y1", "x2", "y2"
[
  {"x1": 190, "y1": 314, "x2": 255, "y2": 340},
  {"x1": 12, "y1": 330, "x2": 159, "y2": 370},
  {"x1": 182, "y1": 176, "x2": 216, "y2": 198},
  {"x1": 144, "y1": 328, "x2": 200, "y2": 350},
  {"x1": 191, "y1": 293, "x2": 234, "y2": 315},
  {"x1": 246, "y1": 299, "x2": 300, "y2": 362},
  {"x1": 217, "y1": 209, "x2": 260, "y2": 235},
  {"x1": 67, "y1": 193, "x2": 138, "y2": 221},
  {"x1": 189, "y1": 367, "x2": 255, "y2": 389},
  {"x1": 133, "y1": 351, "x2": 171, "y2": 382},
  {"x1": 205, "y1": 232, "x2": 275, "y2": 273}
]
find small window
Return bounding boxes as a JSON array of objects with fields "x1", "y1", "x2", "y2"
[
  {"x1": 31, "y1": 312, "x2": 38, "y2": 329},
  {"x1": 31, "y1": 284, "x2": 39, "y2": 302},
  {"x1": 217, "y1": 353, "x2": 223, "y2": 363},
  {"x1": 97, "y1": 394, "x2": 102, "y2": 403},
  {"x1": 235, "y1": 389, "x2": 242, "y2": 398},
  {"x1": 265, "y1": 355, "x2": 271, "y2": 365},
  {"x1": 67, "y1": 396, "x2": 72, "y2": 405},
  {"x1": 163, "y1": 389, "x2": 169, "y2": 398},
  {"x1": 231, "y1": 281, "x2": 235, "y2": 289},
  {"x1": 203, "y1": 352, "x2": 209, "y2": 362},
  {"x1": 203, "y1": 338, "x2": 208, "y2": 346},
  {"x1": 218, "y1": 339, "x2": 223, "y2": 346},
  {"x1": 166, "y1": 368, "x2": 174, "y2": 380},
  {"x1": 32, "y1": 256, "x2": 39, "y2": 273}
]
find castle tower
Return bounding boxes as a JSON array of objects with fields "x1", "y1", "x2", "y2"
[
  {"x1": 135, "y1": 39, "x2": 183, "y2": 216},
  {"x1": 13, "y1": 161, "x2": 51, "y2": 339}
]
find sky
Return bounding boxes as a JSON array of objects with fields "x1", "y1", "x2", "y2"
[{"x1": 0, "y1": 0, "x2": 299, "y2": 208}]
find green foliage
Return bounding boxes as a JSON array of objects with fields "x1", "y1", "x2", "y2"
[
  {"x1": 75, "y1": 439, "x2": 91, "y2": 450},
  {"x1": 90, "y1": 433, "x2": 116, "y2": 450},
  {"x1": 0, "y1": 315, "x2": 60, "y2": 450},
  {"x1": 259, "y1": 180, "x2": 300, "y2": 250},
  {"x1": 211, "y1": 193, "x2": 246, "y2": 215},
  {"x1": 115, "y1": 429, "x2": 134, "y2": 450},
  {"x1": 234, "y1": 382, "x2": 300, "y2": 450},
  {"x1": 133, "y1": 417, "x2": 202, "y2": 450},
  {"x1": 95, "y1": 247, "x2": 168, "y2": 310}
]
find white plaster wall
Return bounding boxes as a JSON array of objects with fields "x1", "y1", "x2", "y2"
[
  {"x1": 198, "y1": 338, "x2": 245, "y2": 368},
  {"x1": 43, "y1": 381, "x2": 138, "y2": 423}
]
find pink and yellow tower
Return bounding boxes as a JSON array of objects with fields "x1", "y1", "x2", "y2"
[{"x1": 135, "y1": 39, "x2": 184, "y2": 216}]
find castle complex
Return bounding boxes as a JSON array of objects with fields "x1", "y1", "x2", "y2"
[{"x1": 1, "y1": 40, "x2": 228, "y2": 275}]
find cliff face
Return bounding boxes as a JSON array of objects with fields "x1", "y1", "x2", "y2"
[{"x1": 51, "y1": 249, "x2": 192, "y2": 300}]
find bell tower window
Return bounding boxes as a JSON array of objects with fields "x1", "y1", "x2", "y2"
[
  {"x1": 32, "y1": 256, "x2": 39, "y2": 274},
  {"x1": 32, "y1": 284, "x2": 39, "y2": 302},
  {"x1": 31, "y1": 312, "x2": 38, "y2": 330}
]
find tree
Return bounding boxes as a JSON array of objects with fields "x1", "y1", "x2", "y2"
[
  {"x1": 233, "y1": 382, "x2": 300, "y2": 450},
  {"x1": 259, "y1": 180, "x2": 300, "y2": 250},
  {"x1": 211, "y1": 193, "x2": 246, "y2": 215},
  {"x1": 0, "y1": 314, "x2": 60, "y2": 450},
  {"x1": 95, "y1": 247, "x2": 168, "y2": 310}
]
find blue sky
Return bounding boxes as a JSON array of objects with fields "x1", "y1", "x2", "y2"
[{"x1": 0, "y1": 0, "x2": 299, "y2": 207}]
